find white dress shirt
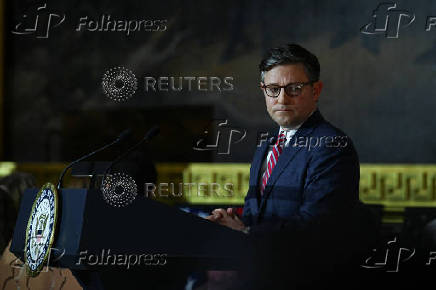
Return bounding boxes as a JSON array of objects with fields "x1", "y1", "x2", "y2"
[{"x1": 258, "y1": 110, "x2": 316, "y2": 189}]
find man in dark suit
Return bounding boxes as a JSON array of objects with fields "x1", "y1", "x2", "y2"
[{"x1": 207, "y1": 44, "x2": 375, "y2": 289}]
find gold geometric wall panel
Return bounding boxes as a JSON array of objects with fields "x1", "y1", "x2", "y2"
[{"x1": 1, "y1": 162, "x2": 436, "y2": 208}]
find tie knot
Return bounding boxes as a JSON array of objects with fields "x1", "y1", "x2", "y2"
[{"x1": 276, "y1": 131, "x2": 286, "y2": 145}]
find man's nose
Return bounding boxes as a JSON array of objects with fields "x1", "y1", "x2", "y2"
[{"x1": 277, "y1": 88, "x2": 291, "y2": 104}]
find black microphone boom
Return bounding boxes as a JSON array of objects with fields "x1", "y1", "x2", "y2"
[
  {"x1": 103, "y1": 125, "x2": 160, "y2": 178},
  {"x1": 56, "y1": 129, "x2": 132, "y2": 189}
]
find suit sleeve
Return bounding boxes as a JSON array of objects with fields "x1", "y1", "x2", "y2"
[
  {"x1": 241, "y1": 189, "x2": 253, "y2": 227},
  {"x1": 241, "y1": 146, "x2": 265, "y2": 227},
  {"x1": 250, "y1": 142, "x2": 360, "y2": 235}
]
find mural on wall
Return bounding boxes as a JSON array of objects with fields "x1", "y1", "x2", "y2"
[{"x1": 4, "y1": 0, "x2": 436, "y2": 163}]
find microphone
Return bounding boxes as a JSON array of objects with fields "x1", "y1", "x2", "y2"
[
  {"x1": 102, "y1": 126, "x2": 160, "y2": 179},
  {"x1": 116, "y1": 129, "x2": 132, "y2": 142},
  {"x1": 56, "y1": 129, "x2": 132, "y2": 189}
]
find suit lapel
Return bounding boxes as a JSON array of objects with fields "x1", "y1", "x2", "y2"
[
  {"x1": 258, "y1": 110, "x2": 324, "y2": 213},
  {"x1": 251, "y1": 134, "x2": 274, "y2": 209}
]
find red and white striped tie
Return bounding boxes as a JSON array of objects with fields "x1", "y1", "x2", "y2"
[{"x1": 260, "y1": 131, "x2": 286, "y2": 195}]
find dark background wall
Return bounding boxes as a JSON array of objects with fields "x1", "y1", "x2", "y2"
[{"x1": 3, "y1": 0, "x2": 436, "y2": 163}]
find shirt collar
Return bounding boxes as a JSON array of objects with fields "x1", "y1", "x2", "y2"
[
  {"x1": 279, "y1": 108, "x2": 316, "y2": 138},
  {"x1": 279, "y1": 126, "x2": 299, "y2": 141}
]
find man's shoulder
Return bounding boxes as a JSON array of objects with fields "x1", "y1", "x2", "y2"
[
  {"x1": 294, "y1": 111, "x2": 357, "y2": 156},
  {"x1": 304, "y1": 111, "x2": 351, "y2": 140},
  {"x1": 313, "y1": 118, "x2": 349, "y2": 138}
]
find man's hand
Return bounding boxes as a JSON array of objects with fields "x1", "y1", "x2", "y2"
[{"x1": 205, "y1": 208, "x2": 246, "y2": 231}]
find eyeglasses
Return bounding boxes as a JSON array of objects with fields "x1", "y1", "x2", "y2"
[{"x1": 261, "y1": 81, "x2": 313, "y2": 98}]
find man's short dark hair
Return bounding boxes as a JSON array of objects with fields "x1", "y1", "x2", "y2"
[{"x1": 259, "y1": 43, "x2": 320, "y2": 83}]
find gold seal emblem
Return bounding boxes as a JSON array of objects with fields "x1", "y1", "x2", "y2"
[{"x1": 24, "y1": 182, "x2": 58, "y2": 277}]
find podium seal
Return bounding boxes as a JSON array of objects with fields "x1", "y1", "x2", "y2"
[{"x1": 24, "y1": 182, "x2": 58, "y2": 276}]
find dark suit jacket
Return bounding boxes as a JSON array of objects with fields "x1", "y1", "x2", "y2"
[
  {"x1": 239, "y1": 109, "x2": 377, "y2": 289},
  {"x1": 242, "y1": 109, "x2": 360, "y2": 230}
]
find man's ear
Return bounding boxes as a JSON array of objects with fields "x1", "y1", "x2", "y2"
[{"x1": 312, "y1": 81, "x2": 323, "y2": 102}]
